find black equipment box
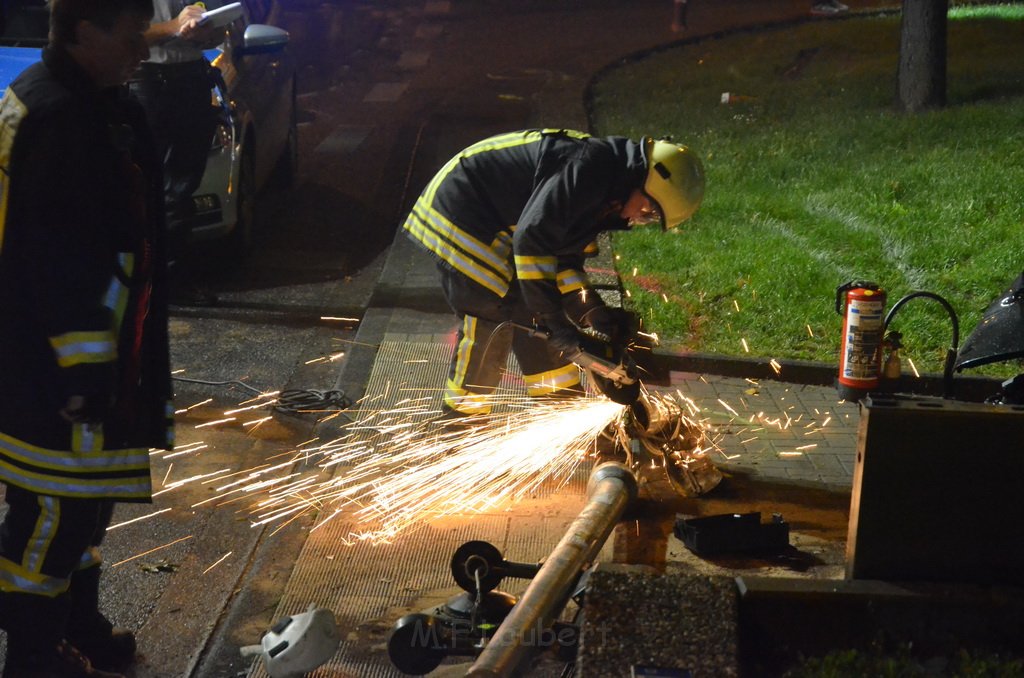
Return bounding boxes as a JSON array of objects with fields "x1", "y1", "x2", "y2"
[{"x1": 674, "y1": 512, "x2": 789, "y2": 557}]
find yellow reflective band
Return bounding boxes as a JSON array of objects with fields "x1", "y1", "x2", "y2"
[
  {"x1": 515, "y1": 254, "x2": 557, "y2": 280},
  {"x1": 557, "y1": 269, "x2": 588, "y2": 294},
  {"x1": 412, "y1": 198, "x2": 510, "y2": 272},
  {"x1": 457, "y1": 130, "x2": 547, "y2": 159},
  {"x1": 538, "y1": 128, "x2": 590, "y2": 140},
  {"x1": 451, "y1": 315, "x2": 478, "y2": 388},
  {"x1": 416, "y1": 131, "x2": 547, "y2": 221},
  {"x1": 49, "y1": 331, "x2": 116, "y2": 367},
  {"x1": 72, "y1": 422, "x2": 104, "y2": 453},
  {"x1": 0, "y1": 429, "x2": 149, "y2": 473},
  {"x1": 443, "y1": 380, "x2": 492, "y2": 415},
  {"x1": 404, "y1": 211, "x2": 512, "y2": 296},
  {"x1": 523, "y1": 363, "x2": 582, "y2": 396},
  {"x1": 104, "y1": 252, "x2": 134, "y2": 325},
  {"x1": 0, "y1": 555, "x2": 69, "y2": 597},
  {"x1": 0, "y1": 453, "x2": 152, "y2": 499},
  {"x1": 24, "y1": 495, "x2": 58, "y2": 573},
  {"x1": 491, "y1": 230, "x2": 513, "y2": 261}
]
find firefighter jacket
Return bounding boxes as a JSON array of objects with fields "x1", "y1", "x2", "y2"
[
  {"x1": 0, "y1": 46, "x2": 173, "y2": 501},
  {"x1": 403, "y1": 129, "x2": 648, "y2": 317}
]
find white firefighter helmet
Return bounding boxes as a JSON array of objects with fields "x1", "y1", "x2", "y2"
[
  {"x1": 642, "y1": 138, "x2": 706, "y2": 229},
  {"x1": 240, "y1": 604, "x2": 340, "y2": 678}
]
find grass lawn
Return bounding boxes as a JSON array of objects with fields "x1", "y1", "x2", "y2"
[{"x1": 589, "y1": 5, "x2": 1024, "y2": 377}]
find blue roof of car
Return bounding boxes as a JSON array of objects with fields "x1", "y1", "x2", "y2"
[
  {"x1": 0, "y1": 45, "x2": 41, "y2": 90},
  {"x1": 0, "y1": 45, "x2": 225, "y2": 92}
]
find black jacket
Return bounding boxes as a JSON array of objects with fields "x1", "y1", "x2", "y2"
[
  {"x1": 403, "y1": 129, "x2": 647, "y2": 315},
  {"x1": 0, "y1": 46, "x2": 172, "y2": 500}
]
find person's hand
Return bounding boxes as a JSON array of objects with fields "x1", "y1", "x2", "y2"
[
  {"x1": 580, "y1": 305, "x2": 639, "y2": 346},
  {"x1": 59, "y1": 395, "x2": 112, "y2": 424},
  {"x1": 176, "y1": 4, "x2": 220, "y2": 42},
  {"x1": 538, "y1": 312, "x2": 582, "y2": 360},
  {"x1": 175, "y1": 4, "x2": 205, "y2": 30}
]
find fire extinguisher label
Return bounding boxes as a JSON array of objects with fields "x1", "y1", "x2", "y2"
[{"x1": 842, "y1": 299, "x2": 884, "y2": 381}]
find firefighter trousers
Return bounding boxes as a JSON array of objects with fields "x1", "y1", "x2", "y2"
[
  {"x1": 439, "y1": 266, "x2": 582, "y2": 414},
  {"x1": 0, "y1": 484, "x2": 113, "y2": 609}
]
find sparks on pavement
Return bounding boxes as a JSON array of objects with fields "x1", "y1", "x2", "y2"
[{"x1": 245, "y1": 395, "x2": 627, "y2": 544}]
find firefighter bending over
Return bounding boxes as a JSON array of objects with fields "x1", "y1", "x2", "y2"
[
  {"x1": 0, "y1": 0, "x2": 173, "y2": 675},
  {"x1": 402, "y1": 129, "x2": 705, "y2": 419}
]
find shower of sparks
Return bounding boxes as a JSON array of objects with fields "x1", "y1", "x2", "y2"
[
  {"x1": 107, "y1": 508, "x2": 172, "y2": 530},
  {"x1": 769, "y1": 359, "x2": 782, "y2": 375},
  {"x1": 717, "y1": 398, "x2": 739, "y2": 417},
  {"x1": 224, "y1": 393, "x2": 280, "y2": 416},
  {"x1": 153, "y1": 468, "x2": 232, "y2": 497},
  {"x1": 155, "y1": 359, "x2": 853, "y2": 547},
  {"x1": 111, "y1": 536, "x2": 193, "y2": 568},
  {"x1": 907, "y1": 357, "x2": 920, "y2": 377},
  {"x1": 239, "y1": 396, "x2": 628, "y2": 544},
  {"x1": 195, "y1": 417, "x2": 236, "y2": 429},
  {"x1": 202, "y1": 551, "x2": 233, "y2": 575},
  {"x1": 304, "y1": 352, "x2": 346, "y2": 365},
  {"x1": 158, "y1": 443, "x2": 208, "y2": 460},
  {"x1": 176, "y1": 398, "x2": 213, "y2": 414}
]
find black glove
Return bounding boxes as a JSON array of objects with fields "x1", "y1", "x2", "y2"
[
  {"x1": 580, "y1": 305, "x2": 639, "y2": 346},
  {"x1": 538, "y1": 312, "x2": 582, "y2": 360}
]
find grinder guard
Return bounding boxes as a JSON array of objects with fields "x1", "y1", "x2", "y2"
[{"x1": 573, "y1": 332, "x2": 642, "y2": 405}]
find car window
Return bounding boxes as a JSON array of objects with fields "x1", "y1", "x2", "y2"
[{"x1": 1, "y1": 0, "x2": 49, "y2": 46}]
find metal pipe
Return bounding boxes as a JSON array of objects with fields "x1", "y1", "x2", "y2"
[
  {"x1": 630, "y1": 390, "x2": 685, "y2": 436},
  {"x1": 465, "y1": 461, "x2": 637, "y2": 677}
]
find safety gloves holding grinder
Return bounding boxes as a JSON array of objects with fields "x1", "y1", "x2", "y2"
[
  {"x1": 403, "y1": 129, "x2": 704, "y2": 417},
  {"x1": 541, "y1": 299, "x2": 640, "y2": 361}
]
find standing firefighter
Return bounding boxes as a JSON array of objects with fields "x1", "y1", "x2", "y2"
[
  {"x1": 403, "y1": 129, "x2": 705, "y2": 419},
  {"x1": 0, "y1": 0, "x2": 173, "y2": 675}
]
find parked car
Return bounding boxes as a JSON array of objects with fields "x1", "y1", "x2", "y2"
[{"x1": 0, "y1": 0, "x2": 297, "y2": 251}]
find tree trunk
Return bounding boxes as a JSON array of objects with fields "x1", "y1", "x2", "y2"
[{"x1": 896, "y1": 0, "x2": 948, "y2": 112}]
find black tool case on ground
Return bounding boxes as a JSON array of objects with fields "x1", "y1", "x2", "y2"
[{"x1": 674, "y1": 512, "x2": 789, "y2": 557}]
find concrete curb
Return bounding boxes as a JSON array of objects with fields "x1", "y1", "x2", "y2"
[{"x1": 640, "y1": 348, "x2": 1004, "y2": 402}]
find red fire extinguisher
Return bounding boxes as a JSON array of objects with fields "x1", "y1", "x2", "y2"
[{"x1": 835, "y1": 281, "x2": 887, "y2": 401}]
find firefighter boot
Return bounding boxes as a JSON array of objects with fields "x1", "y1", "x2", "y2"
[
  {"x1": 64, "y1": 566, "x2": 137, "y2": 672},
  {"x1": 0, "y1": 591, "x2": 124, "y2": 678}
]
